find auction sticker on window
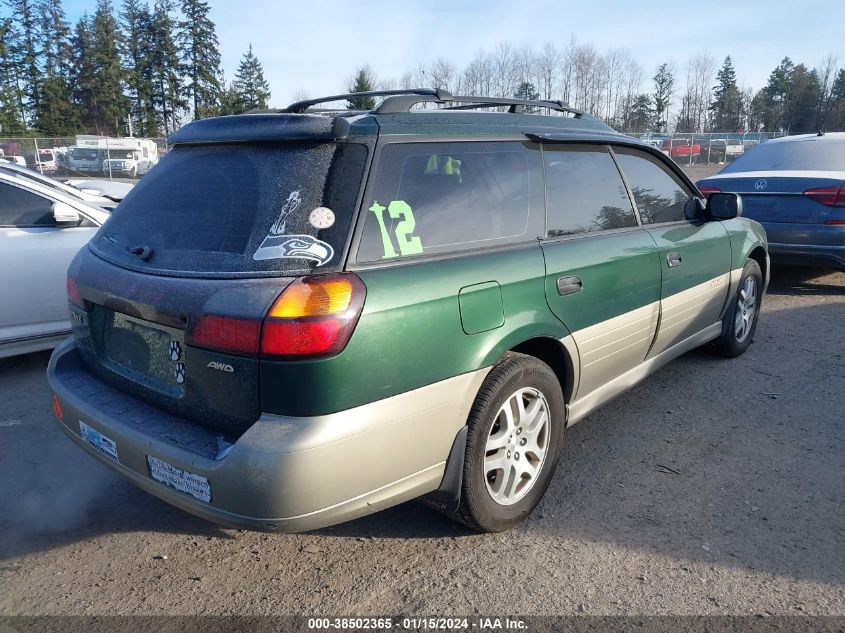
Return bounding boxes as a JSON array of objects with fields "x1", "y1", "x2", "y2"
[
  {"x1": 147, "y1": 455, "x2": 212, "y2": 503},
  {"x1": 79, "y1": 420, "x2": 118, "y2": 462}
]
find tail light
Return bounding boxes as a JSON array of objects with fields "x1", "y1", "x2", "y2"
[
  {"x1": 190, "y1": 316, "x2": 261, "y2": 355},
  {"x1": 804, "y1": 185, "x2": 845, "y2": 208},
  {"x1": 697, "y1": 185, "x2": 721, "y2": 198},
  {"x1": 262, "y1": 274, "x2": 365, "y2": 358},
  {"x1": 188, "y1": 274, "x2": 366, "y2": 359},
  {"x1": 67, "y1": 274, "x2": 91, "y2": 311}
]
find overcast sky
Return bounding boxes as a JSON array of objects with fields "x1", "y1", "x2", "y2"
[{"x1": 54, "y1": 0, "x2": 845, "y2": 107}]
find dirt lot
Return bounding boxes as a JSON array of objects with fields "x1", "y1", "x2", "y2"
[{"x1": 0, "y1": 266, "x2": 842, "y2": 618}]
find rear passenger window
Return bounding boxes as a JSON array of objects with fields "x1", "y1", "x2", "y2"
[
  {"x1": 614, "y1": 148, "x2": 693, "y2": 224},
  {"x1": 544, "y1": 145, "x2": 638, "y2": 237},
  {"x1": 357, "y1": 141, "x2": 543, "y2": 262},
  {"x1": 0, "y1": 182, "x2": 55, "y2": 227}
]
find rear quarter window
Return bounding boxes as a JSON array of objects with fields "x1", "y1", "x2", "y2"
[{"x1": 356, "y1": 141, "x2": 544, "y2": 263}]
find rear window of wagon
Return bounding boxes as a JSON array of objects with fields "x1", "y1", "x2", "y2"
[{"x1": 91, "y1": 142, "x2": 368, "y2": 277}]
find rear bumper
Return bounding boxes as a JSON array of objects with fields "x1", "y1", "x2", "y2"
[
  {"x1": 762, "y1": 222, "x2": 845, "y2": 270},
  {"x1": 47, "y1": 340, "x2": 486, "y2": 532}
]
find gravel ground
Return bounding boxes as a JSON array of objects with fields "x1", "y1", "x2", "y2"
[{"x1": 0, "y1": 266, "x2": 842, "y2": 617}]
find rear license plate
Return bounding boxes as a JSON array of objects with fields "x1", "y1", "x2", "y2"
[
  {"x1": 79, "y1": 420, "x2": 118, "y2": 462},
  {"x1": 147, "y1": 455, "x2": 212, "y2": 503},
  {"x1": 105, "y1": 312, "x2": 185, "y2": 394}
]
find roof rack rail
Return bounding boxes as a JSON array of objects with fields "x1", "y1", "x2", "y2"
[
  {"x1": 439, "y1": 97, "x2": 586, "y2": 118},
  {"x1": 283, "y1": 88, "x2": 453, "y2": 113},
  {"x1": 283, "y1": 88, "x2": 590, "y2": 120}
]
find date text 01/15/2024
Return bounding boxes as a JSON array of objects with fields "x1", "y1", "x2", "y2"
[{"x1": 307, "y1": 617, "x2": 528, "y2": 630}]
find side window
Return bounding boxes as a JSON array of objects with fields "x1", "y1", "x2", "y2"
[
  {"x1": 357, "y1": 141, "x2": 544, "y2": 262},
  {"x1": 0, "y1": 182, "x2": 55, "y2": 227},
  {"x1": 544, "y1": 144, "x2": 638, "y2": 237},
  {"x1": 614, "y1": 148, "x2": 694, "y2": 224}
]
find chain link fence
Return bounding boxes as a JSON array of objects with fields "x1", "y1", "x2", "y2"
[
  {"x1": 1, "y1": 130, "x2": 788, "y2": 184},
  {"x1": 0, "y1": 136, "x2": 167, "y2": 182},
  {"x1": 622, "y1": 131, "x2": 787, "y2": 166}
]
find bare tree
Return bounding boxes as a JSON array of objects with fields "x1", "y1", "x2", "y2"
[
  {"x1": 676, "y1": 52, "x2": 716, "y2": 132},
  {"x1": 536, "y1": 42, "x2": 560, "y2": 100},
  {"x1": 428, "y1": 57, "x2": 456, "y2": 92}
]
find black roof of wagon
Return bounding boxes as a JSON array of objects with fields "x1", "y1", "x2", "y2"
[{"x1": 168, "y1": 88, "x2": 640, "y2": 146}]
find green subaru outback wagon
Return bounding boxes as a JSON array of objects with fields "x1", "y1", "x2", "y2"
[{"x1": 48, "y1": 89, "x2": 768, "y2": 532}]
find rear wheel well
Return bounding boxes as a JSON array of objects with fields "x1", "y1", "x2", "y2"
[
  {"x1": 509, "y1": 337, "x2": 573, "y2": 403},
  {"x1": 748, "y1": 246, "x2": 767, "y2": 281}
]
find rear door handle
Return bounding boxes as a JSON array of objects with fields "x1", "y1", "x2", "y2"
[
  {"x1": 667, "y1": 252, "x2": 683, "y2": 268},
  {"x1": 556, "y1": 275, "x2": 583, "y2": 296}
]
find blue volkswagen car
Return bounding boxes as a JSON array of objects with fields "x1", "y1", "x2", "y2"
[{"x1": 697, "y1": 133, "x2": 845, "y2": 270}]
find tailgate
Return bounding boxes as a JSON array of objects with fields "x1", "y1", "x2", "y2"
[{"x1": 69, "y1": 254, "x2": 293, "y2": 435}]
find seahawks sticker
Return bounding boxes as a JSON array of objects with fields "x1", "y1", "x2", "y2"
[
  {"x1": 253, "y1": 189, "x2": 334, "y2": 266},
  {"x1": 253, "y1": 235, "x2": 334, "y2": 266}
]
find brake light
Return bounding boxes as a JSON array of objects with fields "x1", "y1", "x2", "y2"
[
  {"x1": 697, "y1": 185, "x2": 721, "y2": 198},
  {"x1": 186, "y1": 274, "x2": 366, "y2": 359},
  {"x1": 67, "y1": 275, "x2": 90, "y2": 310},
  {"x1": 804, "y1": 185, "x2": 845, "y2": 207},
  {"x1": 825, "y1": 219, "x2": 845, "y2": 225},
  {"x1": 190, "y1": 315, "x2": 261, "y2": 355},
  {"x1": 262, "y1": 274, "x2": 365, "y2": 358}
]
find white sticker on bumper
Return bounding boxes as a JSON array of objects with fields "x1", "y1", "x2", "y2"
[
  {"x1": 79, "y1": 420, "x2": 118, "y2": 462},
  {"x1": 147, "y1": 455, "x2": 212, "y2": 503}
]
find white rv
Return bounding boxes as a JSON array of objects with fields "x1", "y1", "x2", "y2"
[
  {"x1": 101, "y1": 137, "x2": 159, "y2": 178},
  {"x1": 69, "y1": 136, "x2": 105, "y2": 174}
]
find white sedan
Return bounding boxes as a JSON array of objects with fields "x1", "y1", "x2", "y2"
[{"x1": 0, "y1": 168, "x2": 110, "y2": 358}]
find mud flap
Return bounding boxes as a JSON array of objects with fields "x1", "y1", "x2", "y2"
[{"x1": 418, "y1": 426, "x2": 467, "y2": 514}]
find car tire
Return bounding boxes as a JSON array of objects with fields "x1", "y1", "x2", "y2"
[
  {"x1": 712, "y1": 259, "x2": 763, "y2": 358},
  {"x1": 452, "y1": 352, "x2": 565, "y2": 532}
]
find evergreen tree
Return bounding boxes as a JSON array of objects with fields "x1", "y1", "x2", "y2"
[
  {"x1": 5, "y1": 0, "x2": 42, "y2": 124},
  {"x1": 710, "y1": 56, "x2": 742, "y2": 131},
  {"x1": 346, "y1": 66, "x2": 375, "y2": 110},
  {"x1": 0, "y1": 18, "x2": 25, "y2": 134},
  {"x1": 829, "y1": 69, "x2": 845, "y2": 131},
  {"x1": 216, "y1": 72, "x2": 241, "y2": 115},
  {"x1": 91, "y1": 0, "x2": 129, "y2": 135},
  {"x1": 149, "y1": 0, "x2": 186, "y2": 135},
  {"x1": 627, "y1": 94, "x2": 654, "y2": 133},
  {"x1": 785, "y1": 64, "x2": 822, "y2": 133},
  {"x1": 233, "y1": 44, "x2": 270, "y2": 111},
  {"x1": 38, "y1": 0, "x2": 73, "y2": 79},
  {"x1": 759, "y1": 57, "x2": 794, "y2": 131},
  {"x1": 34, "y1": 0, "x2": 76, "y2": 134},
  {"x1": 179, "y1": 0, "x2": 222, "y2": 119},
  {"x1": 652, "y1": 63, "x2": 673, "y2": 132},
  {"x1": 70, "y1": 14, "x2": 99, "y2": 133},
  {"x1": 121, "y1": 0, "x2": 157, "y2": 135},
  {"x1": 34, "y1": 75, "x2": 78, "y2": 134},
  {"x1": 514, "y1": 80, "x2": 539, "y2": 112}
]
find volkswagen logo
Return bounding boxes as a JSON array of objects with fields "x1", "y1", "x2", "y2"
[{"x1": 754, "y1": 178, "x2": 768, "y2": 191}]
